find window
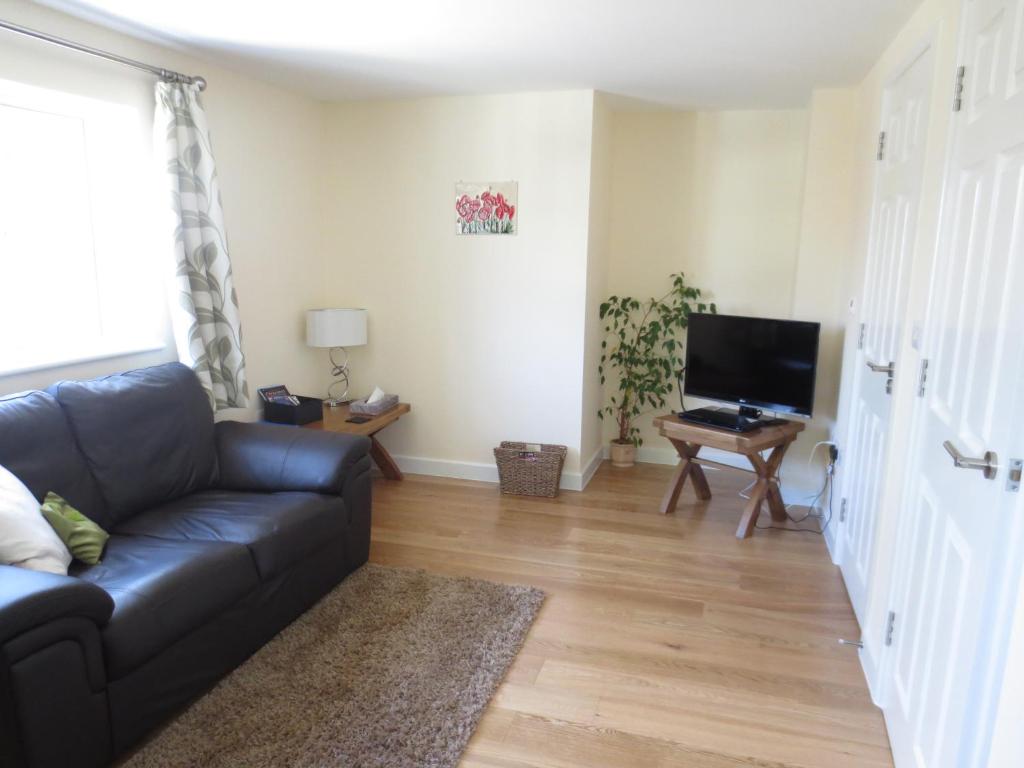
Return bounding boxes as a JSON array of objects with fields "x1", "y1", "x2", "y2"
[{"x1": 0, "y1": 79, "x2": 167, "y2": 375}]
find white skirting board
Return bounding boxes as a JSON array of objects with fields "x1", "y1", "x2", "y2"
[
  {"x1": 391, "y1": 446, "x2": 605, "y2": 492},
  {"x1": 390, "y1": 443, "x2": 824, "y2": 502}
]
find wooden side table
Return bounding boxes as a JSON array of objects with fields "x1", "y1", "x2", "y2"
[
  {"x1": 306, "y1": 403, "x2": 411, "y2": 480},
  {"x1": 651, "y1": 414, "x2": 805, "y2": 539}
]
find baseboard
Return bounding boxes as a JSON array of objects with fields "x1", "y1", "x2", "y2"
[
  {"x1": 390, "y1": 453, "x2": 593, "y2": 492},
  {"x1": 392, "y1": 455, "x2": 499, "y2": 484},
  {"x1": 390, "y1": 443, "x2": 819, "y2": 500},
  {"x1": 579, "y1": 446, "x2": 605, "y2": 490}
]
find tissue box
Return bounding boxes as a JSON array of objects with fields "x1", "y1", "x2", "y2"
[{"x1": 350, "y1": 394, "x2": 399, "y2": 416}]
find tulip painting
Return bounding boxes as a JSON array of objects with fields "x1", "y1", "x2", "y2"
[{"x1": 455, "y1": 182, "x2": 517, "y2": 235}]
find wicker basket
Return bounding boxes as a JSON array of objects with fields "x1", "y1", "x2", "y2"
[{"x1": 494, "y1": 442, "x2": 567, "y2": 498}]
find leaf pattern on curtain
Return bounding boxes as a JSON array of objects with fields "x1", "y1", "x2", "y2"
[{"x1": 155, "y1": 81, "x2": 249, "y2": 410}]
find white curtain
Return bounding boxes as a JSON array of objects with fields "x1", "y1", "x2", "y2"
[{"x1": 155, "y1": 81, "x2": 249, "y2": 410}]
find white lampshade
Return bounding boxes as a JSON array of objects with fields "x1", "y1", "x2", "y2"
[{"x1": 306, "y1": 308, "x2": 368, "y2": 348}]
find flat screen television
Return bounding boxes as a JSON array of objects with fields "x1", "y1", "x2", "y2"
[{"x1": 683, "y1": 313, "x2": 821, "y2": 417}]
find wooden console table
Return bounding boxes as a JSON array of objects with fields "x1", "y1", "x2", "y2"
[
  {"x1": 306, "y1": 403, "x2": 411, "y2": 481},
  {"x1": 651, "y1": 414, "x2": 805, "y2": 539}
]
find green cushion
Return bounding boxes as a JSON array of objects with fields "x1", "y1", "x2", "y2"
[{"x1": 40, "y1": 492, "x2": 109, "y2": 565}]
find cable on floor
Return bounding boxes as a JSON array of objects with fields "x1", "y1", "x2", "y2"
[{"x1": 753, "y1": 442, "x2": 837, "y2": 535}]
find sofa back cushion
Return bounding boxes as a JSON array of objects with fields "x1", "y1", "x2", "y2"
[
  {"x1": 49, "y1": 363, "x2": 218, "y2": 523},
  {"x1": 0, "y1": 390, "x2": 111, "y2": 527}
]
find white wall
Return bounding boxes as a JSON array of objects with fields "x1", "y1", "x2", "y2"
[
  {"x1": 320, "y1": 91, "x2": 597, "y2": 483},
  {"x1": 0, "y1": 0, "x2": 330, "y2": 418}
]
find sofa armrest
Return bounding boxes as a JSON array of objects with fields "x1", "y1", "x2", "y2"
[
  {"x1": 1, "y1": 566, "x2": 114, "y2": 768},
  {"x1": 0, "y1": 565, "x2": 113, "y2": 647},
  {"x1": 215, "y1": 420, "x2": 371, "y2": 496}
]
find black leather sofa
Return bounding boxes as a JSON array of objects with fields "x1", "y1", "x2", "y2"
[{"x1": 0, "y1": 363, "x2": 372, "y2": 768}]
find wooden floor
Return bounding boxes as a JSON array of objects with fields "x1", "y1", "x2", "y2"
[{"x1": 369, "y1": 461, "x2": 892, "y2": 768}]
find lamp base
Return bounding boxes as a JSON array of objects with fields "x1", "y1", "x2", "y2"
[{"x1": 326, "y1": 347, "x2": 352, "y2": 406}]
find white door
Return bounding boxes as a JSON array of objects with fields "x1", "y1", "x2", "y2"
[
  {"x1": 838, "y1": 46, "x2": 935, "y2": 624},
  {"x1": 883, "y1": 0, "x2": 1024, "y2": 764}
]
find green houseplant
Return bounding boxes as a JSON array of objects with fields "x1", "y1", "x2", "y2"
[{"x1": 599, "y1": 273, "x2": 716, "y2": 467}]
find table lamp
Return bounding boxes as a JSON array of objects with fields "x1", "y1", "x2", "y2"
[{"x1": 306, "y1": 308, "x2": 368, "y2": 406}]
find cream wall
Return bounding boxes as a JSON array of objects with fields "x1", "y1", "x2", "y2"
[
  {"x1": 580, "y1": 93, "x2": 613, "y2": 483},
  {"x1": 602, "y1": 109, "x2": 814, "y2": 493},
  {"x1": 788, "y1": 89, "x2": 862, "y2": 494},
  {"x1": 605, "y1": 110, "x2": 808, "y2": 317},
  {"x1": 0, "y1": 0, "x2": 958, "y2": 522},
  {"x1": 0, "y1": 0, "x2": 330, "y2": 418},
  {"x1": 319, "y1": 91, "x2": 597, "y2": 483}
]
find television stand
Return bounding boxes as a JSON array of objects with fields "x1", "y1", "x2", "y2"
[{"x1": 652, "y1": 413, "x2": 805, "y2": 538}]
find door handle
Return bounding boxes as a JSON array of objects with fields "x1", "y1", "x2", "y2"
[
  {"x1": 866, "y1": 360, "x2": 895, "y2": 375},
  {"x1": 942, "y1": 441, "x2": 999, "y2": 479}
]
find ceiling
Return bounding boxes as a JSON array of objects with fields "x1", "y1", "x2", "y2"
[{"x1": 38, "y1": 0, "x2": 923, "y2": 108}]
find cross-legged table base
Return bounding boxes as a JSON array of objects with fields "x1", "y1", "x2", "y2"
[
  {"x1": 733, "y1": 442, "x2": 792, "y2": 538},
  {"x1": 368, "y1": 435, "x2": 404, "y2": 480},
  {"x1": 659, "y1": 440, "x2": 712, "y2": 514},
  {"x1": 652, "y1": 415, "x2": 805, "y2": 539}
]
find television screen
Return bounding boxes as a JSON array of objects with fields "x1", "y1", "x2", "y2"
[{"x1": 683, "y1": 313, "x2": 821, "y2": 416}]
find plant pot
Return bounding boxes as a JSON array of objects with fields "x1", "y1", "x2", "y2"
[{"x1": 610, "y1": 441, "x2": 636, "y2": 468}]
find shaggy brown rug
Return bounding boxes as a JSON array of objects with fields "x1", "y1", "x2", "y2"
[{"x1": 124, "y1": 564, "x2": 544, "y2": 768}]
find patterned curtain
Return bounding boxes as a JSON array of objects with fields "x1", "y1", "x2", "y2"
[{"x1": 155, "y1": 81, "x2": 249, "y2": 410}]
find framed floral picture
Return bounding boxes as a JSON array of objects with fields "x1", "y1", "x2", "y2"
[{"x1": 455, "y1": 181, "x2": 517, "y2": 235}]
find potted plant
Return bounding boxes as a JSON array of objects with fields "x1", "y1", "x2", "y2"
[{"x1": 599, "y1": 273, "x2": 716, "y2": 467}]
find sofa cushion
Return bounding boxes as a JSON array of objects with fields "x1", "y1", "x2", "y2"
[
  {"x1": 40, "y1": 492, "x2": 110, "y2": 566},
  {"x1": 114, "y1": 490, "x2": 349, "y2": 580},
  {"x1": 49, "y1": 363, "x2": 218, "y2": 524},
  {"x1": 71, "y1": 535, "x2": 258, "y2": 679},
  {"x1": 0, "y1": 465, "x2": 72, "y2": 575},
  {"x1": 0, "y1": 390, "x2": 109, "y2": 527}
]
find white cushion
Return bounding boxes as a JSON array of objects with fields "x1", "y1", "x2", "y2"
[{"x1": 0, "y1": 464, "x2": 71, "y2": 575}]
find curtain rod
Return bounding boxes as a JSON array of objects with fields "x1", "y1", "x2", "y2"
[{"x1": 0, "y1": 18, "x2": 207, "y2": 90}]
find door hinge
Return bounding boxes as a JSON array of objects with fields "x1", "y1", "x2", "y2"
[
  {"x1": 858, "y1": 322, "x2": 866, "y2": 350},
  {"x1": 885, "y1": 610, "x2": 897, "y2": 646},
  {"x1": 1008, "y1": 459, "x2": 1022, "y2": 493},
  {"x1": 953, "y1": 65, "x2": 966, "y2": 112},
  {"x1": 876, "y1": 131, "x2": 887, "y2": 161},
  {"x1": 917, "y1": 358, "x2": 929, "y2": 397},
  {"x1": 839, "y1": 497, "x2": 848, "y2": 523}
]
